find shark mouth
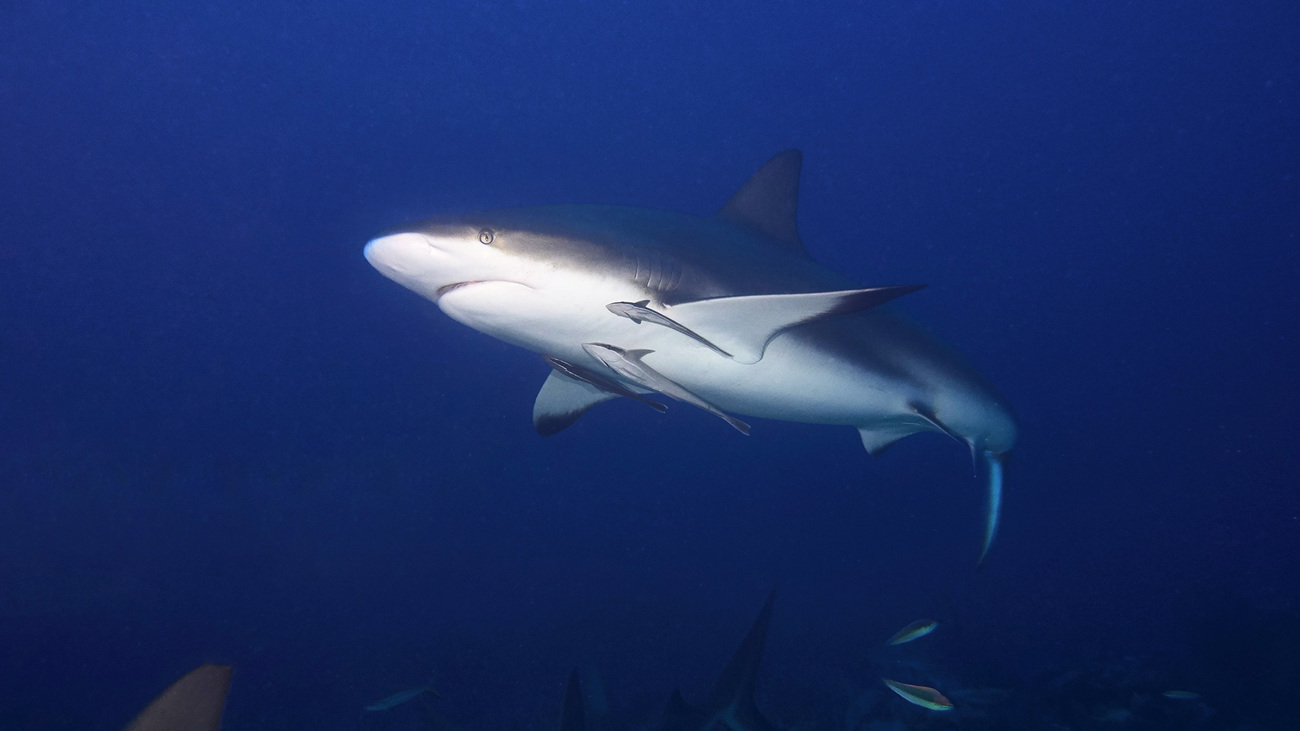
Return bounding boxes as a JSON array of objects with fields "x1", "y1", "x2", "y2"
[
  {"x1": 436, "y1": 280, "x2": 533, "y2": 299},
  {"x1": 436, "y1": 281, "x2": 483, "y2": 298}
]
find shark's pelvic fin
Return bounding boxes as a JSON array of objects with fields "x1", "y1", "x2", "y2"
[
  {"x1": 977, "y1": 451, "x2": 1004, "y2": 566},
  {"x1": 909, "y1": 403, "x2": 965, "y2": 446},
  {"x1": 718, "y1": 149, "x2": 807, "y2": 256},
  {"x1": 544, "y1": 355, "x2": 668, "y2": 413},
  {"x1": 561, "y1": 669, "x2": 586, "y2": 731},
  {"x1": 124, "y1": 664, "x2": 232, "y2": 731},
  {"x1": 666, "y1": 285, "x2": 925, "y2": 365},
  {"x1": 534, "y1": 370, "x2": 620, "y2": 436},
  {"x1": 606, "y1": 301, "x2": 733, "y2": 358},
  {"x1": 534, "y1": 357, "x2": 670, "y2": 436}
]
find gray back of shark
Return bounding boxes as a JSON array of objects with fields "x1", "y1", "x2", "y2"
[{"x1": 364, "y1": 150, "x2": 1017, "y2": 561}]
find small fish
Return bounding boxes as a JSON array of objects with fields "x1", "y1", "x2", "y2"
[
  {"x1": 544, "y1": 354, "x2": 667, "y2": 412},
  {"x1": 887, "y1": 619, "x2": 938, "y2": 645},
  {"x1": 881, "y1": 678, "x2": 954, "y2": 711},
  {"x1": 581, "y1": 342, "x2": 751, "y2": 434},
  {"x1": 1163, "y1": 690, "x2": 1202, "y2": 700},
  {"x1": 365, "y1": 684, "x2": 440, "y2": 711},
  {"x1": 605, "y1": 300, "x2": 733, "y2": 358}
]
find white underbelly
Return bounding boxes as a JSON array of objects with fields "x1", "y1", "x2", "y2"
[{"x1": 437, "y1": 279, "x2": 917, "y2": 428}]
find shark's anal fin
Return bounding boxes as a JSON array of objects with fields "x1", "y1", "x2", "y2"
[
  {"x1": 606, "y1": 301, "x2": 733, "y2": 358},
  {"x1": 125, "y1": 664, "x2": 232, "y2": 731},
  {"x1": 977, "y1": 451, "x2": 1004, "y2": 566},
  {"x1": 533, "y1": 358, "x2": 667, "y2": 437},
  {"x1": 718, "y1": 149, "x2": 807, "y2": 257},
  {"x1": 665, "y1": 285, "x2": 925, "y2": 365},
  {"x1": 560, "y1": 669, "x2": 586, "y2": 731}
]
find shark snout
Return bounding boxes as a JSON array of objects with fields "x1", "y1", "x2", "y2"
[
  {"x1": 364, "y1": 232, "x2": 431, "y2": 277},
  {"x1": 364, "y1": 232, "x2": 461, "y2": 302}
]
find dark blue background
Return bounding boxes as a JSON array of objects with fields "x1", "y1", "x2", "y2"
[{"x1": 1, "y1": 1, "x2": 1296, "y2": 728}]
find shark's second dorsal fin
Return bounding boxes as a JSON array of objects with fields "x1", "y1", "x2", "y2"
[{"x1": 718, "y1": 150, "x2": 808, "y2": 257}]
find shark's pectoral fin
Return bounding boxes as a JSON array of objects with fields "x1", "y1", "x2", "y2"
[
  {"x1": 666, "y1": 285, "x2": 925, "y2": 364},
  {"x1": 534, "y1": 371, "x2": 619, "y2": 436}
]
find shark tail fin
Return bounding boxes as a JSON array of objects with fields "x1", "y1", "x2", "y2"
[
  {"x1": 124, "y1": 665, "x2": 232, "y2": 731},
  {"x1": 560, "y1": 669, "x2": 586, "y2": 731},
  {"x1": 702, "y1": 590, "x2": 778, "y2": 729},
  {"x1": 977, "y1": 451, "x2": 1005, "y2": 566}
]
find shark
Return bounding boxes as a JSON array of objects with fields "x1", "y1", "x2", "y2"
[
  {"x1": 115, "y1": 592, "x2": 771, "y2": 731},
  {"x1": 364, "y1": 150, "x2": 1017, "y2": 561},
  {"x1": 123, "y1": 664, "x2": 231, "y2": 731},
  {"x1": 658, "y1": 590, "x2": 780, "y2": 731},
  {"x1": 122, "y1": 663, "x2": 588, "y2": 731}
]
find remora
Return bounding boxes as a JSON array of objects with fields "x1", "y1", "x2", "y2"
[{"x1": 365, "y1": 151, "x2": 1018, "y2": 561}]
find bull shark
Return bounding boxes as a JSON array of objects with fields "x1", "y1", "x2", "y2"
[
  {"x1": 123, "y1": 664, "x2": 231, "y2": 731},
  {"x1": 364, "y1": 150, "x2": 1017, "y2": 561},
  {"x1": 123, "y1": 664, "x2": 588, "y2": 731},
  {"x1": 658, "y1": 590, "x2": 780, "y2": 731}
]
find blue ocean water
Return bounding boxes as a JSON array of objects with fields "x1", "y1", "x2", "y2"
[{"x1": 1, "y1": 1, "x2": 1297, "y2": 728}]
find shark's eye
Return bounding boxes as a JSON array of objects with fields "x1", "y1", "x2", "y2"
[{"x1": 478, "y1": 229, "x2": 494, "y2": 245}]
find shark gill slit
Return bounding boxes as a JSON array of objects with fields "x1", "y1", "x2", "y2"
[{"x1": 649, "y1": 252, "x2": 662, "y2": 292}]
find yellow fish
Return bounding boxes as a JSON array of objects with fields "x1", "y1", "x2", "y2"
[
  {"x1": 886, "y1": 619, "x2": 938, "y2": 645},
  {"x1": 882, "y1": 678, "x2": 954, "y2": 711}
]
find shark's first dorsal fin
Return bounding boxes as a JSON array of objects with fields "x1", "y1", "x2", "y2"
[
  {"x1": 560, "y1": 669, "x2": 586, "y2": 731},
  {"x1": 703, "y1": 590, "x2": 778, "y2": 729},
  {"x1": 718, "y1": 150, "x2": 808, "y2": 256},
  {"x1": 665, "y1": 688, "x2": 693, "y2": 717},
  {"x1": 125, "y1": 664, "x2": 232, "y2": 731}
]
